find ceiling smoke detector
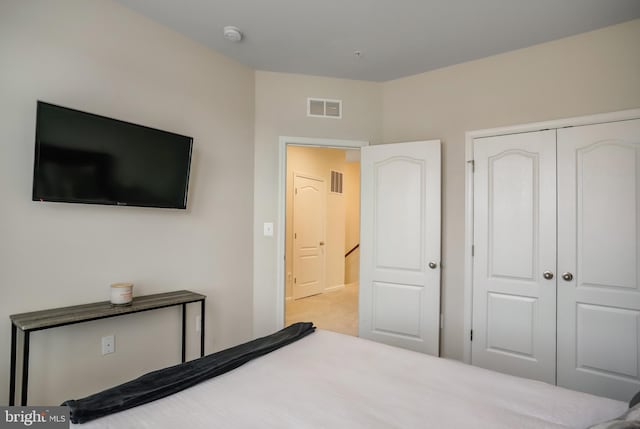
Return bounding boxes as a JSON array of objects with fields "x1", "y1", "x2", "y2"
[{"x1": 223, "y1": 26, "x2": 243, "y2": 42}]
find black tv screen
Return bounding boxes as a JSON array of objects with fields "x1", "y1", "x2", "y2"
[{"x1": 33, "y1": 101, "x2": 193, "y2": 209}]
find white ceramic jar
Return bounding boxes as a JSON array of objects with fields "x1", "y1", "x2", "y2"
[{"x1": 110, "y1": 282, "x2": 133, "y2": 305}]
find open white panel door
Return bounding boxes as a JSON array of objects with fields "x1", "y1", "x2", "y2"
[{"x1": 359, "y1": 140, "x2": 441, "y2": 355}]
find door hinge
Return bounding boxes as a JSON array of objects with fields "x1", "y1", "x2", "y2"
[
  {"x1": 471, "y1": 245, "x2": 474, "y2": 256},
  {"x1": 294, "y1": 277, "x2": 296, "y2": 284},
  {"x1": 467, "y1": 160, "x2": 475, "y2": 173},
  {"x1": 295, "y1": 188, "x2": 298, "y2": 195},
  {"x1": 294, "y1": 232, "x2": 297, "y2": 239},
  {"x1": 470, "y1": 330, "x2": 473, "y2": 341}
]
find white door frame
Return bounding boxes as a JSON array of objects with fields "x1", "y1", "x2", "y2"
[
  {"x1": 463, "y1": 108, "x2": 640, "y2": 364},
  {"x1": 277, "y1": 136, "x2": 369, "y2": 329}
]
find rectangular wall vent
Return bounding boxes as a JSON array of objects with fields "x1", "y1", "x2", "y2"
[
  {"x1": 330, "y1": 170, "x2": 343, "y2": 194},
  {"x1": 307, "y1": 98, "x2": 342, "y2": 119}
]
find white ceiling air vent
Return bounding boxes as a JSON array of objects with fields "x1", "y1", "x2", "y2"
[{"x1": 307, "y1": 98, "x2": 342, "y2": 119}]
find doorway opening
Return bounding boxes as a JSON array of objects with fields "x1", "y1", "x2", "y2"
[{"x1": 278, "y1": 137, "x2": 366, "y2": 336}]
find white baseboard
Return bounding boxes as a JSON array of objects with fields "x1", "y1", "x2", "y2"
[
  {"x1": 324, "y1": 284, "x2": 345, "y2": 293},
  {"x1": 288, "y1": 282, "x2": 355, "y2": 300}
]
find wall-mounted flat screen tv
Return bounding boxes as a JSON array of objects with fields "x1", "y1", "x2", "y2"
[{"x1": 33, "y1": 101, "x2": 193, "y2": 209}]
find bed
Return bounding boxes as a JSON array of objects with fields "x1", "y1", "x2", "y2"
[{"x1": 71, "y1": 327, "x2": 628, "y2": 429}]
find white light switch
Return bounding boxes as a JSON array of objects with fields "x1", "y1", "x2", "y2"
[{"x1": 263, "y1": 222, "x2": 274, "y2": 237}]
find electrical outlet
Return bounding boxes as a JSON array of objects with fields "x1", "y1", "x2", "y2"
[{"x1": 102, "y1": 335, "x2": 115, "y2": 355}]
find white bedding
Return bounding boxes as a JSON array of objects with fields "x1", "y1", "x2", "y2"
[{"x1": 75, "y1": 330, "x2": 627, "y2": 428}]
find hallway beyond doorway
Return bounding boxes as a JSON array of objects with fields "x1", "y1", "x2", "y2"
[{"x1": 285, "y1": 283, "x2": 358, "y2": 336}]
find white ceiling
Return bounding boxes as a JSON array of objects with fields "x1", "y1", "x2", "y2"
[{"x1": 114, "y1": 0, "x2": 640, "y2": 82}]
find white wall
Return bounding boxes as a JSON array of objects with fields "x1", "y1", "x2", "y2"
[
  {"x1": 253, "y1": 71, "x2": 382, "y2": 336},
  {"x1": 0, "y1": 0, "x2": 255, "y2": 405},
  {"x1": 383, "y1": 18, "x2": 640, "y2": 360}
]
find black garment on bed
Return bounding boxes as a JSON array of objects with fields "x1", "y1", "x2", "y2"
[{"x1": 62, "y1": 322, "x2": 316, "y2": 424}]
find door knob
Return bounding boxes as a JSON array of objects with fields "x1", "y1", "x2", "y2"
[
  {"x1": 428, "y1": 262, "x2": 438, "y2": 269},
  {"x1": 562, "y1": 272, "x2": 574, "y2": 281},
  {"x1": 543, "y1": 271, "x2": 554, "y2": 280},
  {"x1": 319, "y1": 241, "x2": 325, "y2": 246}
]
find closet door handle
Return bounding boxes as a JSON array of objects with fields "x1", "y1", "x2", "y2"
[
  {"x1": 543, "y1": 271, "x2": 554, "y2": 280},
  {"x1": 562, "y1": 272, "x2": 574, "y2": 281}
]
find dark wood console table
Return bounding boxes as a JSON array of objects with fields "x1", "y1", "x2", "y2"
[{"x1": 8, "y1": 290, "x2": 206, "y2": 406}]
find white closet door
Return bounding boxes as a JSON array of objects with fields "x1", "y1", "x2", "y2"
[
  {"x1": 359, "y1": 140, "x2": 441, "y2": 355},
  {"x1": 557, "y1": 119, "x2": 640, "y2": 401},
  {"x1": 472, "y1": 130, "x2": 557, "y2": 384}
]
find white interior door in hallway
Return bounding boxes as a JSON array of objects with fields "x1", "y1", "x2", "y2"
[
  {"x1": 292, "y1": 173, "x2": 326, "y2": 299},
  {"x1": 359, "y1": 140, "x2": 441, "y2": 355},
  {"x1": 471, "y1": 118, "x2": 640, "y2": 401}
]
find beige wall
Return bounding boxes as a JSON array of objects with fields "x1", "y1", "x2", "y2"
[
  {"x1": 382, "y1": 19, "x2": 640, "y2": 360},
  {"x1": 285, "y1": 146, "x2": 350, "y2": 298},
  {"x1": 0, "y1": 0, "x2": 255, "y2": 404},
  {"x1": 344, "y1": 160, "x2": 360, "y2": 285},
  {"x1": 253, "y1": 71, "x2": 382, "y2": 336}
]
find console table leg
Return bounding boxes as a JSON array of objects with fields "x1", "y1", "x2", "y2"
[
  {"x1": 9, "y1": 324, "x2": 17, "y2": 406},
  {"x1": 200, "y1": 300, "x2": 205, "y2": 357},
  {"x1": 181, "y1": 303, "x2": 186, "y2": 363},
  {"x1": 21, "y1": 330, "x2": 30, "y2": 406}
]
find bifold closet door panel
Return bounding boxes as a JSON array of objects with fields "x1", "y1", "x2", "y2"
[
  {"x1": 472, "y1": 130, "x2": 557, "y2": 384},
  {"x1": 557, "y1": 118, "x2": 640, "y2": 402}
]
